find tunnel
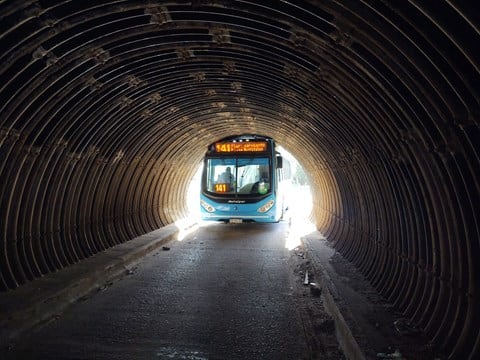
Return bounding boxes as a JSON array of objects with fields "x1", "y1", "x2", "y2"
[{"x1": 0, "y1": 1, "x2": 478, "y2": 358}]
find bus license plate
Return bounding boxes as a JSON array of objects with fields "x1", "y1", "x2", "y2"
[{"x1": 229, "y1": 218, "x2": 243, "y2": 224}]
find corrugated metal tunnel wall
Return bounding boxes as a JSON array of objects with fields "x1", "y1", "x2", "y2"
[{"x1": 0, "y1": 1, "x2": 478, "y2": 358}]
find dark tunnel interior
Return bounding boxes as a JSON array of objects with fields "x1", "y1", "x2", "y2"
[{"x1": 0, "y1": 1, "x2": 478, "y2": 358}]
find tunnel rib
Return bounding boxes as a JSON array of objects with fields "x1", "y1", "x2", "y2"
[{"x1": 0, "y1": 1, "x2": 479, "y2": 358}]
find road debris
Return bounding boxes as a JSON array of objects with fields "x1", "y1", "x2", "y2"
[
  {"x1": 377, "y1": 349, "x2": 404, "y2": 358},
  {"x1": 393, "y1": 318, "x2": 420, "y2": 336},
  {"x1": 304, "y1": 270, "x2": 309, "y2": 285},
  {"x1": 309, "y1": 282, "x2": 322, "y2": 297},
  {"x1": 97, "y1": 281, "x2": 113, "y2": 292}
]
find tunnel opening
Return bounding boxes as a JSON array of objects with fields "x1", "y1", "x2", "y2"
[
  {"x1": 185, "y1": 139, "x2": 313, "y2": 230},
  {"x1": 183, "y1": 141, "x2": 314, "y2": 250},
  {"x1": 194, "y1": 134, "x2": 297, "y2": 224},
  {"x1": 277, "y1": 146, "x2": 315, "y2": 250}
]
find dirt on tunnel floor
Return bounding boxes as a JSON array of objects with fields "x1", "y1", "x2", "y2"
[{"x1": 300, "y1": 232, "x2": 442, "y2": 360}]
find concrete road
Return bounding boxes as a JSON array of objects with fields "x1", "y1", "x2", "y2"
[{"x1": 6, "y1": 222, "x2": 342, "y2": 359}]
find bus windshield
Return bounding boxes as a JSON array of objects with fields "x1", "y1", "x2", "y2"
[{"x1": 204, "y1": 157, "x2": 271, "y2": 195}]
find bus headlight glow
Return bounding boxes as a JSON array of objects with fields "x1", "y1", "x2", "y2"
[
  {"x1": 258, "y1": 200, "x2": 274, "y2": 213},
  {"x1": 201, "y1": 199, "x2": 215, "y2": 213}
]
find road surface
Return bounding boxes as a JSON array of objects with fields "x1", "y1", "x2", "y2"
[{"x1": 6, "y1": 221, "x2": 342, "y2": 359}]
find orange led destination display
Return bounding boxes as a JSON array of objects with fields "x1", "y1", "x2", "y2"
[{"x1": 215, "y1": 141, "x2": 267, "y2": 153}]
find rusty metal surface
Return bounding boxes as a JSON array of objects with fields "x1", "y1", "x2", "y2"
[{"x1": 0, "y1": 1, "x2": 478, "y2": 358}]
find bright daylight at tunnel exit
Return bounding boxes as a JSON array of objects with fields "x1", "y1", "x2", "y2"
[{"x1": 0, "y1": 1, "x2": 478, "y2": 359}]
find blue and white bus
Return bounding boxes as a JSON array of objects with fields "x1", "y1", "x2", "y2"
[{"x1": 200, "y1": 134, "x2": 290, "y2": 223}]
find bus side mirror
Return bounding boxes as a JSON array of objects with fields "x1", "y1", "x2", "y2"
[{"x1": 276, "y1": 156, "x2": 283, "y2": 169}]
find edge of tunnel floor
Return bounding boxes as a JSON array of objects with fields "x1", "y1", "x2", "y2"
[
  {"x1": 0, "y1": 222, "x2": 187, "y2": 350},
  {"x1": 300, "y1": 233, "x2": 444, "y2": 360}
]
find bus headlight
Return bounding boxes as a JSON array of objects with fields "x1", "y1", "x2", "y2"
[
  {"x1": 258, "y1": 200, "x2": 274, "y2": 213},
  {"x1": 201, "y1": 199, "x2": 215, "y2": 213}
]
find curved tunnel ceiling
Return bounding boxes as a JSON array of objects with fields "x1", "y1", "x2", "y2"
[{"x1": 0, "y1": 1, "x2": 479, "y2": 358}]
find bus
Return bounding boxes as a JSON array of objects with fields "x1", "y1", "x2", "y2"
[{"x1": 200, "y1": 134, "x2": 291, "y2": 223}]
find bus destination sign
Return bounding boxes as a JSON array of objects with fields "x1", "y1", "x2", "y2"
[{"x1": 215, "y1": 141, "x2": 267, "y2": 153}]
